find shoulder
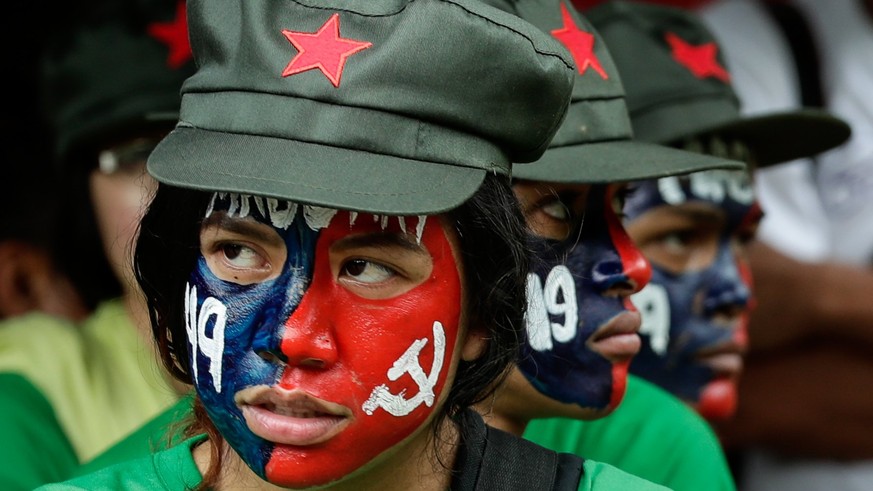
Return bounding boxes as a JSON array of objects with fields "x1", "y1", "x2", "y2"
[
  {"x1": 79, "y1": 394, "x2": 195, "y2": 474},
  {"x1": 36, "y1": 436, "x2": 205, "y2": 491},
  {"x1": 0, "y1": 373, "x2": 78, "y2": 490},
  {"x1": 0, "y1": 312, "x2": 82, "y2": 391},
  {"x1": 580, "y1": 460, "x2": 673, "y2": 490},
  {"x1": 524, "y1": 376, "x2": 735, "y2": 491}
]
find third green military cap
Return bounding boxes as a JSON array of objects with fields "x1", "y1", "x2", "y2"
[
  {"x1": 481, "y1": 0, "x2": 743, "y2": 183},
  {"x1": 148, "y1": 0, "x2": 576, "y2": 215},
  {"x1": 587, "y1": 0, "x2": 851, "y2": 167}
]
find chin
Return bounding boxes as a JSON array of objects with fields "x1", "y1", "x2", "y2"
[{"x1": 694, "y1": 378, "x2": 738, "y2": 421}]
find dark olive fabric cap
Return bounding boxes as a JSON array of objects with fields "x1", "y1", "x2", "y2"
[
  {"x1": 148, "y1": 0, "x2": 577, "y2": 215},
  {"x1": 587, "y1": 0, "x2": 851, "y2": 168},
  {"x1": 481, "y1": 0, "x2": 742, "y2": 183},
  {"x1": 40, "y1": 0, "x2": 195, "y2": 161}
]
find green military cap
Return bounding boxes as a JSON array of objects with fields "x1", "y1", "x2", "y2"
[
  {"x1": 147, "y1": 0, "x2": 577, "y2": 215},
  {"x1": 586, "y1": 0, "x2": 851, "y2": 167},
  {"x1": 40, "y1": 0, "x2": 195, "y2": 162},
  {"x1": 481, "y1": 0, "x2": 743, "y2": 183}
]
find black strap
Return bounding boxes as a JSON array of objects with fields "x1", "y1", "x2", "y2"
[
  {"x1": 764, "y1": 1, "x2": 824, "y2": 108},
  {"x1": 451, "y1": 409, "x2": 584, "y2": 491}
]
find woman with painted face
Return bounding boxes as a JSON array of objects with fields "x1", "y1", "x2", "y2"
[
  {"x1": 623, "y1": 148, "x2": 761, "y2": 420},
  {"x1": 476, "y1": 0, "x2": 740, "y2": 456},
  {"x1": 584, "y1": 0, "x2": 850, "y2": 421},
  {"x1": 32, "y1": 0, "x2": 671, "y2": 489}
]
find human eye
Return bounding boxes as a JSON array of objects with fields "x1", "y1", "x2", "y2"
[
  {"x1": 528, "y1": 194, "x2": 583, "y2": 240},
  {"x1": 661, "y1": 231, "x2": 693, "y2": 255},
  {"x1": 612, "y1": 185, "x2": 635, "y2": 219},
  {"x1": 340, "y1": 259, "x2": 397, "y2": 284},
  {"x1": 330, "y1": 233, "x2": 434, "y2": 300},
  {"x1": 541, "y1": 199, "x2": 570, "y2": 221},
  {"x1": 219, "y1": 243, "x2": 266, "y2": 269},
  {"x1": 199, "y1": 216, "x2": 286, "y2": 285}
]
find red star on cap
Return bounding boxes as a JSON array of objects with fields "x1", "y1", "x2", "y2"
[
  {"x1": 551, "y1": 3, "x2": 608, "y2": 79},
  {"x1": 281, "y1": 14, "x2": 372, "y2": 88},
  {"x1": 147, "y1": 0, "x2": 192, "y2": 69},
  {"x1": 666, "y1": 32, "x2": 730, "y2": 83}
]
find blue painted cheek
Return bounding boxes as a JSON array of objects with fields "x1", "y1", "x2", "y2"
[
  {"x1": 185, "y1": 220, "x2": 318, "y2": 477},
  {"x1": 631, "y1": 242, "x2": 749, "y2": 402},
  {"x1": 520, "y1": 198, "x2": 630, "y2": 409}
]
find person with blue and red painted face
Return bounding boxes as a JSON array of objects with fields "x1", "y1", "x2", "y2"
[
  {"x1": 584, "y1": 0, "x2": 850, "y2": 422},
  {"x1": 474, "y1": 0, "x2": 741, "y2": 434},
  {"x1": 624, "y1": 163, "x2": 761, "y2": 420}
]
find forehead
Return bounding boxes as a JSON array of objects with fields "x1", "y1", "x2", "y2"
[
  {"x1": 656, "y1": 170, "x2": 754, "y2": 207},
  {"x1": 205, "y1": 192, "x2": 433, "y2": 243}
]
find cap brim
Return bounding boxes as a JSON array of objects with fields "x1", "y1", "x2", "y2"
[
  {"x1": 700, "y1": 109, "x2": 851, "y2": 167},
  {"x1": 512, "y1": 139, "x2": 744, "y2": 183},
  {"x1": 633, "y1": 98, "x2": 851, "y2": 168},
  {"x1": 148, "y1": 127, "x2": 486, "y2": 215}
]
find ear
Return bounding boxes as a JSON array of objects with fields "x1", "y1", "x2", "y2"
[
  {"x1": 461, "y1": 322, "x2": 489, "y2": 362},
  {"x1": 0, "y1": 242, "x2": 87, "y2": 321},
  {"x1": 0, "y1": 242, "x2": 42, "y2": 318}
]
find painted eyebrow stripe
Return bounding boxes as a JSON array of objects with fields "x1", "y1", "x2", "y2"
[
  {"x1": 206, "y1": 192, "x2": 429, "y2": 242},
  {"x1": 332, "y1": 232, "x2": 427, "y2": 256},
  {"x1": 202, "y1": 213, "x2": 286, "y2": 248}
]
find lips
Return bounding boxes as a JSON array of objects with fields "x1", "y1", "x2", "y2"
[
  {"x1": 588, "y1": 311, "x2": 642, "y2": 363},
  {"x1": 695, "y1": 341, "x2": 744, "y2": 379},
  {"x1": 236, "y1": 386, "x2": 352, "y2": 446}
]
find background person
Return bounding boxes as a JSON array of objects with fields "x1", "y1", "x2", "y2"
[
  {"x1": 584, "y1": 0, "x2": 848, "y2": 423},
  {"x1": 0, "y1": 1, "x2": 194, "y2": 488}
]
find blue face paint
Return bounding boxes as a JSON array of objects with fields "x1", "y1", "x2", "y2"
[
  {"x1": 185, "y1": 194, "x2": 319, "y2": 477},
  {"x1": 521, "y1": 186, "x2": 644, "y2": 410},
  {"x1": 625, "y1": 170, "x2": 755, "y2": 407}
]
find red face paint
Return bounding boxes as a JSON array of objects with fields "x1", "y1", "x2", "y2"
[{"x1": 263, "y1": 212, "x2": 463, "y2": 487}]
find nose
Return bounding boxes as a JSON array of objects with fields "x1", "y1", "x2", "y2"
[
  {"x1": 261, "y1": 294, "x2": 338, "y2": 369},
  {"x1": 702, "y1": 245, "x2": 751, "y2": 318}
]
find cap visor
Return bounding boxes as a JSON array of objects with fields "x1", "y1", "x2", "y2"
[
  {"x1": 633, "y1": 97, "x2": 851, "y2": 168},
  {"x1": 702, "y1": 109, "x2": 851, "y2": 167},
  {"x1": 513, "y1": 139, "x2": 744, "y2": 183},
  {"x1": 148, "y1": 127, "x2": 486, "y2": 215}
]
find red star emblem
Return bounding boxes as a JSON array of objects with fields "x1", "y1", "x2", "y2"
[
  {"x1": 281, "y1": 14, "x2": 372, "y2": 88},
  {"x1": 551, "y1": 3, "x2": 608, "y2": 79},
  {"x1": 665, "y1": 32, "x2": 730, "y2": 83},
  {"x1": 146, "y1": 0, "x2": 192, "y2": 69}
]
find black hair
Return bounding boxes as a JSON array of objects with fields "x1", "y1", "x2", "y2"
[{"x1": 134, "y1": 173, "x2": 529, "y2": 485}]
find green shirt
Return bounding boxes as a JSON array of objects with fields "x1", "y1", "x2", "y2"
[
  {"x1": 523, "y1": 376, "x2": 735, "y2": 491},
  {"x1": 50, "y1": 433, "x2": 669, "y2": 491},
  {"x1": 0, "y1": 299, "x2": 178, "y2": 490},
  {"x1": 36, "y1": 435, "x2": 205, "y2": 491}
]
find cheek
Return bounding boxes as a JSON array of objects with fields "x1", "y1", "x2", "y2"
[
  {"x1": 89, "y1": 174, "x2": 153, "y2": 272},
  {"x1": 326, "y1": 223, "x2": 464, "y2": 404}
]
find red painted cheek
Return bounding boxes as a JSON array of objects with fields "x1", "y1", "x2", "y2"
[
  {"x1": 605, "y1": 194, "x2": 651, "y2": 292},
  {"x1": 266, "y1": 214, "x2": 463, "y2": 487},
  {"x1": 609, "y1": 360, "x2": 630, "y2": 410}
]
